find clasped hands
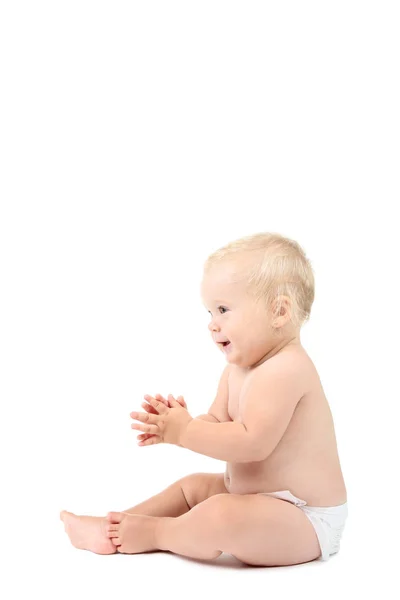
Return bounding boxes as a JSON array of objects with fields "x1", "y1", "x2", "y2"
[{"x1": 130, "y1": 393, "x2": 193, "y2": 447}]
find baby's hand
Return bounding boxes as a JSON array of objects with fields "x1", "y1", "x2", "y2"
[
  {"x1": 131, "y1": 395, "x2": 192, "y2": 446},
  {"x1": 136, "y1": 394, "x2": 187, "y2": 445}
]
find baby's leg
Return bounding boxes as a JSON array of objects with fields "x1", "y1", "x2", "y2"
[
  {"x1": 60, "y1": 472, "x2": 228, "y2": 554},
  {"x1": 123, "y1": 472, "x2": 228, "y2": 517}
]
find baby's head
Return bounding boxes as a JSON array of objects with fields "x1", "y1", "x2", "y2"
[{"x1": 200, "y1": 232, "x2": 315, "y2": 369}]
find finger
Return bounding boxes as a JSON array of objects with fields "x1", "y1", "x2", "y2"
[
  {"x1": 168, "y1": 395, "x2": 181, "y2": 408},
  {"x1": 168, "y1": 394, "x2": 182, "y2": 407},
  {"x1": 138, "y1": 435, "x2": 159, "y2": 446},
  {"x1": 138, "y1": 431, "x2": 159, "y2": 444},
  {"x1": 142, "y1": 396, "x2": 171, "y2": 415},
  {"x1": 144, "y1": 393, "x2": 168, "y2": 406},
  {"x1": 178, "y1": 395, "x2": 187, "y2": 407},
  {"x1": 137, "y1": 433, "x2": 157, "y2": 443},
  {"x1": 131, "y1": 421, "x2": 159, "y2": 434},
  {"x1": 168, "y1": 394, "x2": 186, "y2": 407},
  {"x1": 143, "y1": 395, "x2": 167, "y2": 414},
  {"x1": 154, "y1": 394, "x2": 171, "y2": 409},
  {"x1": 130, "y1": 411, "x2": 159, "y2": 434},
  {"x1": 154, "y1": 393, "x2": 169, "y2": 405},
  {"x1": 137, "y1": 433, "x2": 153, "y2": 440},
  {"x1": 130, "y1": 410, "x2": 157, "y2": 424},
  {"x1": 141, "y1": 402, "x2": 158, "y2": 415}
]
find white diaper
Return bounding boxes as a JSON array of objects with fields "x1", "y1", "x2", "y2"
[{"x1": 258, "y1": 490, "x2": 349, "y2": 561}]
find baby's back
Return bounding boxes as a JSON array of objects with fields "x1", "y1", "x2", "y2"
[{"x1": 225, "y1": 348, "x2": 348, "y2": 507}]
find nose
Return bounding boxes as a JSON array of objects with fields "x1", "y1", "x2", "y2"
[{"x1": 208, "y1": 318, "x2": 220, "y2": 333}]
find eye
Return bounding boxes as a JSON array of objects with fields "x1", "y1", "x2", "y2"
[{"x1": 208, "y1": 306, "x2": 228, "y2": 315}]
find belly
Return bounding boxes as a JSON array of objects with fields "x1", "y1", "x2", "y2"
[{"x1": 224, "y1": 455, "x2": 347, "y2": 506}]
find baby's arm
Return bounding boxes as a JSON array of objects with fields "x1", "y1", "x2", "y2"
[
  {"x1": 179, "y1": 357, "x2": 303, "y2": 462},
  {"x1": 179, "y1": 419, "x2": 251, "y2": 462},
  {"x1": 196, "y1": 414, "x2": 219, "y2": 422},
  {"x1": 137, "y1": 394, "x2": 217, "y2": 444},
  {"x1": 138, "y1": 364, "x2": 229, "y2": 444},
  {"x1": 143, "y1": 364, "x2": 230, "y2": 426},
  {"x1": 144, "y1": 394, "x2": 218, "y2": 422}
]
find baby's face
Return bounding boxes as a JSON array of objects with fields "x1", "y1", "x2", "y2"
[{"x1": 201, "y1": 263, "x2": 277, "y2": 369}]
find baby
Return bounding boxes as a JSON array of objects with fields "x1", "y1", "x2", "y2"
[{"x1": 61, "y1": 231, "x2": 348, "y2": 566}]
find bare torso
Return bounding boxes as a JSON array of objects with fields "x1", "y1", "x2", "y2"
[{"x1": 224, "y1": 347, "x2": 348, "y2": 507}]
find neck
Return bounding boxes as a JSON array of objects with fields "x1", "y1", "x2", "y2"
[{"x1": 248, "y1": 333, "x2": 301, "y2": 370}]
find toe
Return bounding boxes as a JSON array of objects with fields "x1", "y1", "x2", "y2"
[
  {"x1": 111, "y1": 537, "x2": 121, "y2": 547},
  {"x1": 106, "y1": 524, "x2": 119, "y2": 535},
  {"x1": 107, "y1": 512, "x2": 123, "y2": 524}
]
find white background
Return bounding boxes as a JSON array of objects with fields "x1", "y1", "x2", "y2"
[{"x1": 1, "y1": 1, "x2": 398, "y2": 598}]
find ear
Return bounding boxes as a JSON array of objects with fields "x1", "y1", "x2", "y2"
[{"x1": 271, "y1": 295, "x2": 292, "y2": 327}]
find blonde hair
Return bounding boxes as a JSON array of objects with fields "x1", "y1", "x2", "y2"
[{"x1": 203, "y1": 232, "x2": 315, "y2": 330}]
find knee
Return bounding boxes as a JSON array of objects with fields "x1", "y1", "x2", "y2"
[
  {"x1": 178, "y1": 472, "x2": 203, "y2": 486},
  {"x1": 176, "y1": 472, "x2": 204, "y2": 497},
  {"x1": 176, "y1": 472, "x2": 206, "y2": 510},
  {"x1": 198, "y1": 493, "x2": 233, "y2": 525}
]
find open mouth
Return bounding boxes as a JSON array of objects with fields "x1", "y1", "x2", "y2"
[{"x1": 221, "y1": 341, "x2": 231, "y2": 348}]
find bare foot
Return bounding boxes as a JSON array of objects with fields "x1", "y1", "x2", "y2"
[
  {"x1": 60, "y1": 510, "x2": 117, "y2": 554},
  {"x1": 105, "y1": 511, "x2": 159, "y2": 554}
]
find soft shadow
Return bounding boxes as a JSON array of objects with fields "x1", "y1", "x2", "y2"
[
  {"x1": 107, "y1": 549, "x2": 324, "y2": 569},
  {"x1": 155, "y1": 551, "x2": 324, "y2": 569},
  {"x1": 168, "y1": 552, "x2": 250, "y2": 569}
]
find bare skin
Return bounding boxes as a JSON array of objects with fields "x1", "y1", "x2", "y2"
[
  {"x1": 224, "y1": 344, "x2": 348, "y2": 507},
  {"x1": 61, "y1": 263, "x2": 347, "y2": 555},
  {"x1": 60, "y1": 342, "x2": 347, "y2": 555},
  {"x1": 105, "y1": 512, "x2": 159, "y2": 554},
  {"x1": 60, "y1": 511, "x2": 117, "y2": 554},
  {"x1": 201, "y1": 261, "x2": 346, "y2": 505},
  {"x1": 60, "y1": 509, "x2": 160, "y2": 555}
]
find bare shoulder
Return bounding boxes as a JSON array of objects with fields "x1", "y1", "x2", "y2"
[
  {"x1": 238, "y1": 348, "x2": 312, "y2": 460},
  {"x1": 245, "y1": 346, "x2": 312, "y2": 397},
  {"x1": 276, "y1": 345, "x2": 315, "y2": 374},
  {"x1": 262, "y1": 346, "x2": 308, "y2": 374}
]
